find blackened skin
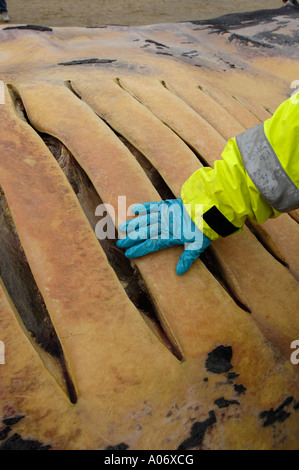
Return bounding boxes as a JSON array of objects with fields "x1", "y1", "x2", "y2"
[
  {"x1": 2, "y1": 415, "x2": 24, "y2": 426},
  {"x1": 192, "y1": 5, "x2": 299, "y2": 30},
  {"x1": 259, "y1": 396, "x2": 294, "y2": 427},
  {"x1": 105, "y1": 443, "x2": 129, "y2": 450},
  {"x1": 155, "y1": 52, "x2": 173, "y2": 56},
  {"x1": 0, "y1": 414, "x2": 50, "y2": 450},
  {"x1": 0, "y1": 415, "x2": 24, "y2": 442},
  {"x1": 145, "y1": 39, "x2": 169, "y2": 48},
  {"x1": 0, "y1": 433, "x2": 51, "y2": 450},
  {"x1": 227, "y1": 372, "x2": 239, "y2": 379},
  {"x1": 205, "y1": 345, "x2": 233, "y2": 374},
  {"x1": 191, "y1": 5, "x2": 299, "y2": 48},
  {"x1": 177, "y1": 410, "x2": 216, "y2": 450},
  {"x1": 58, "y1": 58, "x2": 117, "y2": 66},
  {"x1": 234, "y1": 384, "x2": 247, "y2": 395},
  {"x1": 214, "y1": 397, "x2": 240, "y2": 409},
  {"x1": 3, "y1": 25, "x2": 53, "y2": 31},
  {"x1": 228, "y1": 33, "x2": 274, "y2": 49},
  {"x1": 0, "y1": 427, "x2": 11, "y2": 441}
]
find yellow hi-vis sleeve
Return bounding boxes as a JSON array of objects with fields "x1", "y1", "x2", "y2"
[
  {"x1": 182, "y1": 93, "x2": 299, "y2": 241},
  {"x1": 181, "y1": 136, "x2": 280, "y2": 241}
]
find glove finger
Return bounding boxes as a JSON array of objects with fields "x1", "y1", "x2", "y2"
[
  {"x1": 175, "y1": 238, "x2": 209, "y2": 274},
  {"x1": 176, "y1": 235, "x2": 212, "y2": 274},
  {"x1": 119, "y1": 212, "x2": 159, "y2": 234},
  {"x1": 176, "y1": 248, "x2": 202, "y2": 275},
  {"x1": 130, "y1": 202, "x2": 160, "y2": 216},
  {"x1": 117, "y1": 223, "x2": 160, "y2": 249},
  {"x1": 124, "y1": 237, "x2": 173, "y2": 258}
]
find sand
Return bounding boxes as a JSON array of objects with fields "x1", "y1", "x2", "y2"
[{"x1": 3, "y1": 0, "x2": 284, "y2": 27}]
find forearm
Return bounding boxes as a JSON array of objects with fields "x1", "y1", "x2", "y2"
[{"x1": 118, "y1": 94, "x2": 299, "y2": 275}]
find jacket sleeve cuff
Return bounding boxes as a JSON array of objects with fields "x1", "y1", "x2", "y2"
[{"x1": 182, "y1": 193, "x2": 242, "y2": 241}]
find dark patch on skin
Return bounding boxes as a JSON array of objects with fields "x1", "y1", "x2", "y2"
[
  {"x1": 293, "y1": 401, "x2": 299, "y2": 410},
  {"x1": 181, "y1": 50, "x2": 198, "y2": 55},
  {"x1": 191, "y1": 5, "x2": 299, "y2": 30},
  {"x1": 85, "y1": 26, "x2": 107, "y2": 29},
  {"x1": 0, "y1": 414, "x2": 22, "y2": 442},
  {"x1": 227, "y1": 372, "x2": 239, "y2": 379},
  {"x1": 216, "y1": 56, "x2": 237, "y2": 68},
  {"x1": 0, "y1": 433, "x2": 51, "y2": 450},
  {"x1": 228, "y1": 33, "x2": 274, "y2": 49},
  {"x1": 205, "y1": 345, "x2": 233, "y2": 374},
  {"x1": 227, "y1": 372, "x2": 240, "y2": 379},
  {"x1": 234, "y1": 384, "x2": 247, "y2": 395},
  {"x1": 259, "y1": 396, "x2": 294, "y2": 427},
  {"x1": 105, "y1": 443, "x2": 129, "y2": 450},
  {"x1": 181, "y1": 50, "x2": 199, "y2": 58},
  {"x1": 253, "y1": 30, "x2": 299, "y2": 46},
  {"x1": 155, "y1": 52, "x2": 173, "y2": 56},
  {"x1": 0, "y1": 413, "x2": 50, "y2": 450},
  {"x1": 0, "y1": 427, "x2": 11, "y2": 440},
  {"x1": 3, "y1": 25, "x2": 53, "y2": 32},
  {"x1": 58, "y1": 58, "x2": 117, "y2": 66},
  {"x1": 2, "y1": 415, "x2": 24, "y2": 426},
  {"x1": 177, "y1": 410, "x2": 216, "y2": 450},
  {"x1": 214, "y1": 397, "x2": 240, "y2": 409},
  {"x1": 145, "y1": 39, "x2": 169, "y2": 48},
  {"x1": 191, "y1": 5, "x2": 299, "y2": 48},
  {"x1": 0, "y1": 414, "x2": 51, "y2": 450}
]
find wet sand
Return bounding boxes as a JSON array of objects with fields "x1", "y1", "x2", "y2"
[{"x1": 3, "y1": 0, "x2": 283, "y2": 27}]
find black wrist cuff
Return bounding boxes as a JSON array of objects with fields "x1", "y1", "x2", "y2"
[{"x1": 203, "y1": 206, "x2": 239, "y2": 238}]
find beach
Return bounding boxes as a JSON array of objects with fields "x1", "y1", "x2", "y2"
[{"x1": 4, "y1": 0, "x2": 283, "y2": 27}]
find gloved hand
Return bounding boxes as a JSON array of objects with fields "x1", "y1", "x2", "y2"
[{"x1": 116, "y1": 198, "x2": 211, "y2": 275}]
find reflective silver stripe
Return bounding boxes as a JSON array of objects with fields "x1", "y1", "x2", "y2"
[{"x1": 236, "y1": 123, "x2": 299, "y2": 212}]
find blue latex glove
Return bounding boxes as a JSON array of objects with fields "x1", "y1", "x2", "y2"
[{"x1": 116, "y1": 198, "x2": 211, "y2": 275}]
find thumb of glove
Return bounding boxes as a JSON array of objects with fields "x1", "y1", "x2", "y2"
[{"x1": 176, "y1": 237, "x2": 212, "y2": 275}]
